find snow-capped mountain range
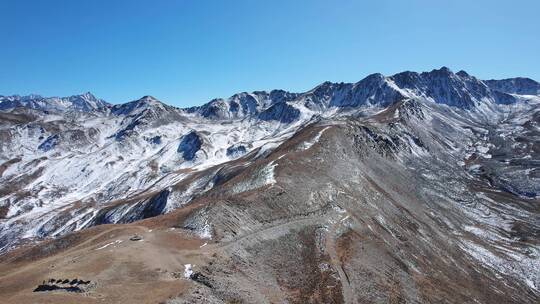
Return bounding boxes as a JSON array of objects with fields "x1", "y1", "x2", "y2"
[
  {"x1": 1, "y1": 67, "x2": 539, "y2": 302},
  {"x1": 1, "y1": 67, "x2": 538, "y2": 250},
  {"x1": 0, "y1": 92, "x2": 109, "y2": 113}
]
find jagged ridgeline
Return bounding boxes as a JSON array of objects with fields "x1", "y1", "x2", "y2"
[{"x1": 0, "y1": 67, "x2": 539, "y2": 303}]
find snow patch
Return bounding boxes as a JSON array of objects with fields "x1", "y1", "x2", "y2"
[
  {"x1": 198, "y1": 222, "x2": 212, "y2": 239},
  {"x1": 95, "y1": 239, "x2": 122, "y2": 250},
  {"x1": 298, "y1": 127, "x2": 330, "y2": 150},
  {"x1": 460, "y1": 240, "x2": 540, "y2": 292},
  {"x1": 184, "y1": 264, "x2": 193, "y2": 278},
  {"x1": 231, "y1": 160, "x2": 278, "y2": 194}
]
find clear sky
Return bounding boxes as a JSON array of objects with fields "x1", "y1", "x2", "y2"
[{"x1": 1, "y1": 0, "x2": 538, "y2": 106}]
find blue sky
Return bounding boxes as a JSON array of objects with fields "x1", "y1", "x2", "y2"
[{"x1": 1, "y1": 0, "x2": 538, "y2": 106}]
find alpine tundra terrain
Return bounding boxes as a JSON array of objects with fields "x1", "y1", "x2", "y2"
[{"x1": 0, "y1": 67, "x2": 539, "y2": 303}]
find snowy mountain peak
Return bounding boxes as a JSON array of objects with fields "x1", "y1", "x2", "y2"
[
  {"x1": 456, "y1": 70, "x2": 470, "y2": 78},
  {"x1": 139, "y1": 95, "x2": 160, "y2": 103},
  {"x1": 183, "y1": 68, "x2": 539, "y2": 122},
  {"x1": 77, "y1": 91, "x2": 99, "y2": 101},
  {"x1": 186, "y1": 90, "x2": 299, "y2": 119},
  {"x1": 134, "y1": 95, "x2": 167, "y2": 109},
  {"x1": 387, "y1": 67, "x2": 517, "y2": 108},
  {"x1": 431, "y1": 66, "x2": 452, "y2": 74},
  {"x1": 110, "y1": 95, "x2": 170, "y2": 116}
]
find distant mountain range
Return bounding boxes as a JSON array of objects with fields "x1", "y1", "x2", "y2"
[
  {"x1": 2, "y1": 67, "x2": 539, "y2": 116},
  {"x1": 0, "y1": 92, "x2": 109, "y2": 112}
]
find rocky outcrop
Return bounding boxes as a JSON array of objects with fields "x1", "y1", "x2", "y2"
[
  {"x1": 258, "y1": 102, "x2": 300, "y2": 123},
  {"x1": 485, "y1": 77, "x2": 540, "y2": 95},
  {"x1": 177, "y1": 131, "x2": 202, "y2": 160},
  {"x1": 226, "y1": 144, "x2": 247, "y2": 157}
]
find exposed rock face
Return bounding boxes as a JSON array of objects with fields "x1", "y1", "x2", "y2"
[
  {"x1": 328, "y1": 74, "x2": 404, "y2": 108},
  {"x1": 258, "y1": 102, "x2": 300, "y2": 123},
  {"x1": 485, "y1": 77, "x2": 540, "y2": 95},
  {"x1": 0, "y1": 67, "x2": 539, "y2": 303},
  {"x1": 225, "y1": 145, "x2": 246, "y2": 157},
  {"x1": 37, "y1": 134, "x2": 59, "y2": 152},
  {"x1": 178, "y1": 131, "x2": 202, "y2": 160},
  {"x1": 90, "y1": 189, "x2": 170, "y2": 226}
]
